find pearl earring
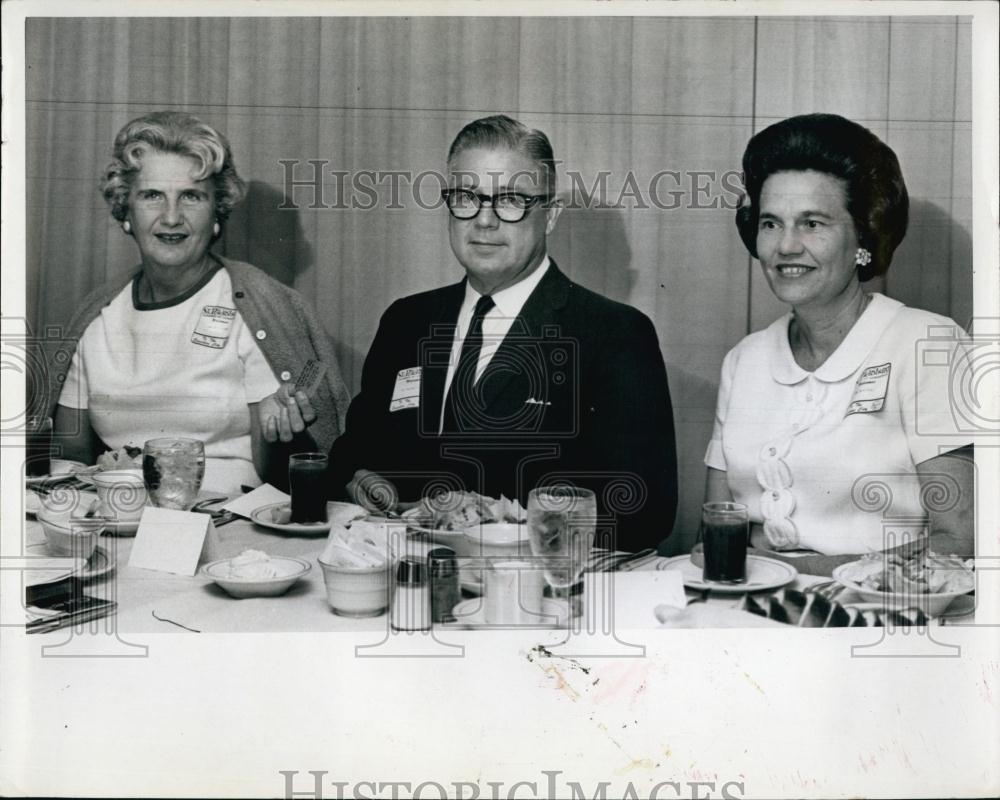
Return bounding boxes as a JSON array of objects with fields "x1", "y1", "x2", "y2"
[
  {"x1": 122, "y1": 220, "x2": 131, "y2": 234},
  {"x1": 213, "y1": 221, "x2": 221, "y2": 237},
  {"x1": 855, "y1": 248, "x2": 872, "y2": 267}
]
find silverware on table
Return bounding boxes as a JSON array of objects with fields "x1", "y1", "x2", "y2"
[
  {"x1": 190, "y1": 497, "x2": 227, "y2": 513},
  {"x1": 611, "y1": 548, "x2": 657, "y2": 571},
  {"x1": 617, "y1": 550, "x2": 661, "y2": 571},
  {"x1": 584, "y1": 548, "x2": 657, "y2": 573},
  {"x1": 211, "y1": 511, "x2": 237, "y2": 528}
]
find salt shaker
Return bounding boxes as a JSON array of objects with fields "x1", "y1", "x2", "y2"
[
  {"x1": 428, "y1": 547, "x2": 460, "y2": 624},
  {"x1": 390, "y1": 558, "x2": 430, "y2": 631}
]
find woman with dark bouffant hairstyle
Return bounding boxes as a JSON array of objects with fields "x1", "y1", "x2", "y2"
[
  {"x1": 50, "y1": 111, "x2": 350, "y2": 493},
  {"x1": 704, "y1": 113, "x2": 972, "y2": 577}
]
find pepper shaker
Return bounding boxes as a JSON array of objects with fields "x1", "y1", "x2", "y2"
[{"x1": 428, "y1": 547, "x2": 460, "y2": 623}]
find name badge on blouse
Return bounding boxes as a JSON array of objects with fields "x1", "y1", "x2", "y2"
[
  {"x1": 192, "y1": 305, "x2": 237, "y2": 349},
  {"x1": 846, "y1": 362, "x2": 891, "y2": 415},
  {"x1": 390, "y1": 367, "x2": 421, "y2": 412}
]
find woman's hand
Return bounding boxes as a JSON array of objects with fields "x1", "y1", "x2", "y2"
[{"x1": 258, "y1": 384, "x2": 316, "y2": 443}]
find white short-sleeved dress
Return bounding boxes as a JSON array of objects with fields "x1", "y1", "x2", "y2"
[
  {"x1": 59, "y1": 266, "x2": 280, "y2": 494},
  {"x1": 704, "y1": 294, "x2": 972, "y2": 555}
]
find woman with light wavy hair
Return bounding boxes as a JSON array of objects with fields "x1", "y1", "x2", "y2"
[{"x1": 50, "y1": 111, "x2": 350, "y2": 493}]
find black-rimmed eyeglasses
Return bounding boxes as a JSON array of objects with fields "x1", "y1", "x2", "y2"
[{"x1": 441, "y1": 189, "x2": 551, "y2": 223}]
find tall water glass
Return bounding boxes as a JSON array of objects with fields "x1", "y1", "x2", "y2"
[
  {"x1": 527, "y1": 486, "x2": 597, "y2": 589},
  {"x1": 142, "y1": 438, "x2": 205, "y2": 511}
]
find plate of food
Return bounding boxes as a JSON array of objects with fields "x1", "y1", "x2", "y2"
[
  {"x1": 74, "y1": 445, "x2": 143, "y2": 485},
  {"x1": 832, "y1": 551, "x2": 974, "y2": 617},
  {"x1": 250, "y1": 502, "x2": 332, "y2": 535},
  {"x1": 401, "y1": 490, "x2": 527, "y2": 556},
  {"x1": 25, "y1": 458, "x2": 89, "y2": 487},
  {"x1": 656, "y1": 553, "x2": 798, "y2": 594}
]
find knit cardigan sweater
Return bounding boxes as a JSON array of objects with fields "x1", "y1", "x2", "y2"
[{"x1": 42, "y1": 256, "x2": 352, "y2": 454}]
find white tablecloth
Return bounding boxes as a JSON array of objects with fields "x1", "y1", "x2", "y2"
[{"x1": 22, "y1": 514, "x2": 850, "y2": 634}]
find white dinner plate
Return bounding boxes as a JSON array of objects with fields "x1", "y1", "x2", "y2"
[
  {"x1": 23, "y1": 552, "x2": 86, "y2": 587},
  {"x1": 442, "y1": 597, "x2": 570, "y2": 629},
  {"x1": 656, "y1": 554, "x2": 798, "y2": 594},
  {"x1": 250, "y1": 502, "x2": 332, "y2": 535},
  {"x1": 27, "y1": 542, "x2": 115, "y2": 582},
  {"x1": 25, "y1": 459, "x2": 88, "y2": 487}
]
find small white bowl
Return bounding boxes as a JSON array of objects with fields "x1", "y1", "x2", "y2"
[
  {"x1": 90, "y1": 469, "x2": 147, "y2": 524},
  {"x1": 37, "y1": 512, "x2": 102, "y2": 559},
  {"x1": 832, "y1": 562, "x2": 972, "y2": 617},
  {"x1": 463, "y1": 522, "x2": 530, "y2": 558},
  {"x1": 202, "y1": 556, "x2": 311, "y2": 599},
  {"x1": 316, "y1": 558, "x2": 391, "y2": 617}
]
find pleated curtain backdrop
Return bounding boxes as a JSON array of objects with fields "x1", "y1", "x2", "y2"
[{"x1": 25, "y1": 16, "x2": 972, "y2": 554}]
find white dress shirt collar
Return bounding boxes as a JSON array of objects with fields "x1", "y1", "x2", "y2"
[{"x1": 460, "y1": 255, "x2": 551, "y2": 319}]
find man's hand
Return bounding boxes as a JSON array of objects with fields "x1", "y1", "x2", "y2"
[
  {"x1": 259, "y1": 384, "x2": 316, "y2": 443},
  {"x1": 346, "y1": 469, "x2": 399, "y2": 514}
]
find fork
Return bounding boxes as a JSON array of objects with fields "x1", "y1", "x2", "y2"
[
  {"x1": 804, "y1": 580, "x2": 847, "y2": 602},
  {"x1": 616, "y1": 550, "x2": 661, "y2": 572},
  {"x1": 598, "y1": 548, "x2": 657, "y2": 572}
]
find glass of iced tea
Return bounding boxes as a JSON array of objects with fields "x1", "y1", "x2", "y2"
[
  {"x1": 142, "y1": 438, "x2": 205, "y2": 511},
  {"x1": 289, "y1": 452, "x2": 328, "y2": 523},
  {"x1": 701, "y1": 501, "x2": 749, "y2": 583}
]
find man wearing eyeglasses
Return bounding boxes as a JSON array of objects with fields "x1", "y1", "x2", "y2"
[{"x1": 328, "y1": 115, "x2": 677, "y2": 551}]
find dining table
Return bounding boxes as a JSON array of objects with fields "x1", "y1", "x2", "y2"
[
  {"x1": 10, "y1": 490, "x2": 986, "y2": 800},
  {"x1": 22, "y1": 495, "x2": 972, "y2": 636}
]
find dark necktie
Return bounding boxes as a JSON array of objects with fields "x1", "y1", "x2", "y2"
[{"x1": 442, "y1": 294, "x2": 496, "y2": 431}]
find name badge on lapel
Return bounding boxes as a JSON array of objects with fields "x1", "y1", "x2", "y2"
[
  {"x1": 192, "y1": 305, "x2": 236, "y2": 349},
  {"x1": 846, "y1": 362, "x2": 891, "y2": 416},
  {"x1": 390, "y1": 367, "x2": 422, "y2": 412}
]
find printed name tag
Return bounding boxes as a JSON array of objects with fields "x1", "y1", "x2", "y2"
[
  {"x1": 390, "y1": 367, "x2": 422, "y2": 412},
  {"x1": 846, "y1": 362, "x2": 891, "y2": 415},
  {"x1": 192, "y1": 305, "x2": 237, "y2": 349}
]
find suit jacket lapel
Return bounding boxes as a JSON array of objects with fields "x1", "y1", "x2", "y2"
[
  {"x1": 421, "y1": 279, "x2": 467, "y2": 427},
  {"x1": 477, "y1": 262, "x2": 572, "y2": 412}
]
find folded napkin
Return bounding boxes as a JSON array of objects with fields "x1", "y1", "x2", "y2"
[
  {"x1": 221, "y1": 484, "x2": 289, "y2": 518},
  {"x1": 320, "y1": 519, "x2": 394, "y2": 567}
]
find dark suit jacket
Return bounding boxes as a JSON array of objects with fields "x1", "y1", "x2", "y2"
[{"x1": 329, "y1": 263, "x2": 678, "y2": 551}]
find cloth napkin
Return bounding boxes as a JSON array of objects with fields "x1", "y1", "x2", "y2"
[{"x1": 221, "y1": 484, "x2": 290, "y2": 517}]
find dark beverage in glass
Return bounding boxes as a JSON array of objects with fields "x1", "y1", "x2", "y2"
[
  {"x1": 26, "y1": 415, "x2": 53, "y2": 477},
  {"x1": 289, "y1": 452, "x2": 328, "y2": 523},
  {"x1": 701, "y1": 502, "x2": 749, "y2": 583}
]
